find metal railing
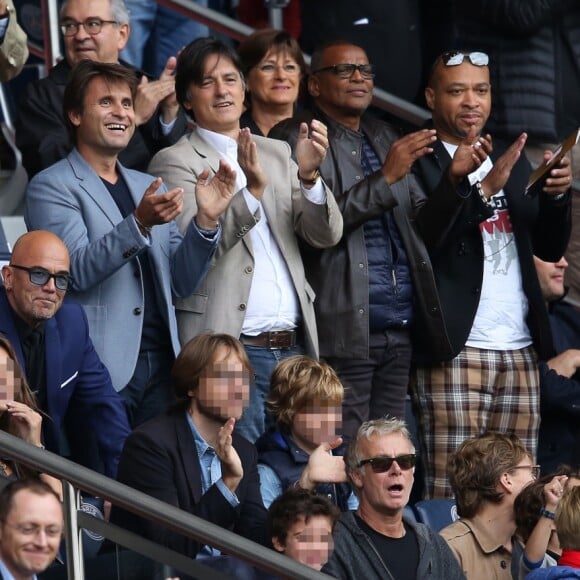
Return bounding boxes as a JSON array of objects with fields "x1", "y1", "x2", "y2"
[
  {"x1": 0, "y1": 431, "x2": 330, "y2": 579},
  {"x1": 26, "y1": 0, "x2": 430, "y2": 124},
  {"x1": 158, "y1": 0, "x2": 430, "y2": 126}
]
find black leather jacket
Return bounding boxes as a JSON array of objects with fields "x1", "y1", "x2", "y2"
[{"x1": 271, "y1": 108, "x2": 454, "y2": 361}]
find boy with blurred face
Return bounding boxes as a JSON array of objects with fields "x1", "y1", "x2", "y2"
[
  {"x1": 412, "y1": 51, "x2": 573, "y2": 498},
  {"x1": 256, "y1": 356, "x2": 355, "y2": 510},
  {"x1": 269, "y1": 489, "x2": 339, "y2": 571},
  {"x1": 322, "y1": 418, "x2": 464, "y2": 579}
]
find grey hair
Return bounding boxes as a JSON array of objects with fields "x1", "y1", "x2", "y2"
[
  {"x1": 60, "y1": 0, "x2": 130, "y2": 25},
  {"x1": 344, "y1": 416, "x2": 415, "y2": 476}
]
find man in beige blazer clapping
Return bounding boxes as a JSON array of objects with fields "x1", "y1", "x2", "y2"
[{"x1": 149, "y1": 37, "x2": 342, "y2": 443}]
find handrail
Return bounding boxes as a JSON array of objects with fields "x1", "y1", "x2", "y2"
[
  {"x1": 23, "y1": 0, "x2": 429, "y2": 124},
  {"x1": 0, "y1": 432, "x2": 330, "y2": 579}
]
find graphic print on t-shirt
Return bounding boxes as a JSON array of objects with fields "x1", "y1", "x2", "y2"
[{"x1": 479, "y1": 192, "x2": 517, "y2": 276}]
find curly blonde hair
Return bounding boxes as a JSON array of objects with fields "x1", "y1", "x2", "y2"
[{"x1": 266, "y1": 356, "x2": 343, "y2": 430}]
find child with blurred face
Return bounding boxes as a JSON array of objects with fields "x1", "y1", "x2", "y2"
[
  {"x1": 256, "y1": 356, "x2": 356, "y2": 510},
  {"x1": 269, "y1": 488, "x2": 339, "y2": 571}
]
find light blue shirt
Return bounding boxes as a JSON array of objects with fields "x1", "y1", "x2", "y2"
[
  {"x1": 0, "y1": 556, "x2": 36, "y2": 579},
  {"x1": 185, "y1": 412, "x2": 239, "y2": 558}
]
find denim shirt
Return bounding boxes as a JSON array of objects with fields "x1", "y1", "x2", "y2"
[{"x1": 185, "y1": 412, "x2": 239, "y2": 557}]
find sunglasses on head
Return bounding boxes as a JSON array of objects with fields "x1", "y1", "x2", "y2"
[
  {"x1": 442, "y1": 51, "x2": 489, "y2": 67},
  {"x1": 357, "y1": 453, "x2": 417, "y2": 473}
]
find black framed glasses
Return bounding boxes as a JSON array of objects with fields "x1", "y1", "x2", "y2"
[
  {"x1": 60, "y1": 18, "x2": 118, "y2": 37},
  {"x1": 312, "y1": 63, "x2": 375, "y2": 80},
  {"x1": 10, "y1": 265, "x2": 71, "y2": 291},
  {"x1": 357, "y1": 454, "x2": 417, "y2": 473},
  {"x1": 442, "y1": 51, "x2": 489, "y2": 67},
  {"x1": 509, "y1": 464, "x2": 541, "y2": 480}
]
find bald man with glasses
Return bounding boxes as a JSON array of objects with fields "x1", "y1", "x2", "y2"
[{"x1": 0, "y1": 230, "x2": 130, "y2": 478}]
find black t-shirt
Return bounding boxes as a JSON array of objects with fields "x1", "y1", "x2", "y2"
[{"x1": 355, "y1": 514, "x2": 419, "y2": 580}]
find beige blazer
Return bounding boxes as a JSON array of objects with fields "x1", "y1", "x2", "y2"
[{"x1": 148, "y1": 129, "x2": 343, "y2": 358}]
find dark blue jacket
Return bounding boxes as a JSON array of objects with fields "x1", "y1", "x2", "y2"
[
  {"x1": 0, "y1": 287, "x2": 130, "y2": 478},
  {"x1": 365, "y1": 212, "x2": 413, "y2": 331},
  {"x1": 256, "y1": 429, "x2": 352, "y2": 511},
  {"x1": 538, "y1": 299, "x2": 580, "y2": 473}
]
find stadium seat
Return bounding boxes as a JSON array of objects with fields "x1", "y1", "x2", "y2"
[{"x1": 412, "y1": 498, "x2": 459, "y2": 532}]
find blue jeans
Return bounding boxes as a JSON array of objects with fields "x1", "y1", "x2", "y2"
[
  {"x1": 234, "y1": 344, "x2": 303, "y2": 443},
  {"x1": 121, "y1": 0, "x2": 209, "y2": 77},
  {"x1": 120, "y1": 349, "x2": 176, "y2": 427}
]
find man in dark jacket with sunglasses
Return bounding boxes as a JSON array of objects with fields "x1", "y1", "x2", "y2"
[{"x1": 322, "y1": 417, "x2": 464, "y2": 579}]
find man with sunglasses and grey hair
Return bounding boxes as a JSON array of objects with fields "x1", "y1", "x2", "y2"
[
  {"x1": 270, "y1": 41, "x2": 459, "y2": 440},
  {"x1": 0, "y1": 230, "x2": 130, "y2": 478},
  {"x1": 322, "y1": 417, "x2": 464, "y2": 579},
  {"x1": 411, "y1": 50, "x2": 572, "y2": 499}
]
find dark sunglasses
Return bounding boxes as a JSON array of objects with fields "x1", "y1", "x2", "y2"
[
  {"x1": 10, "y1": 265, "x2": 71, "y2": 291},
  {"x1": 358, "y1": 453, "x2": 417, "y2": 473},
  {"x1": 312, "y1": 63, "x2": 375, "y2": 80},
  {"x1": 442, "y1": 51, "x2": 489, "y2": 67}
]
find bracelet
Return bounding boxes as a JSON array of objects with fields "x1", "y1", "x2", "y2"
[
  {"x1": 475, "y1": 181, "x2": 493, "y2": 208},
  {"x1": 539, "y1": 508, "x2": 556, "y2": 520},
  {"x1": 298, "y1": 169, "x2": 320, "y2": 186},
  {"x1": 134, "y1": 213, "x2": 152, "y2": 236}
]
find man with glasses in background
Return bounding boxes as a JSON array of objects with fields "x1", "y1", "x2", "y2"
[
  {"x1": 0, "y1": 480, "x2": 63, "y2": 580},
  {"x1": 322, "y1": 417, "x2": 464, "y2": 579},
  {"x1": 0, "y1": 230, "x2": 130, "y2": 477},
  {"x1": 411, "y1": 50, "x2": 573, "y2": 499},
  {"x1": 441, "y1": 432, "x2": 561, "y2": 579},
  {"x1": 15, "y1": 0, "x2": 187, "y2": 179},
  {"x1": 271, "y1": 41, "x2": 457, "y2": 439}
]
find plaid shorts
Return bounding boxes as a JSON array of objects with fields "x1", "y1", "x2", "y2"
[{"x1": 412, "y1": 345, "x2": 540, "y2": 499}]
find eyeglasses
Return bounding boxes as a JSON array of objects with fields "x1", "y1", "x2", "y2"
[
  {"x1": 442, "y1": 51, "x2": 489, "y2": 67},
  {"x1": 3, "y1": 521, "x2": 63, "y2": 538},
  {"x1": 10, "y1": 265, "x2": 71, "y2": 291},
  {"x1": 357, "y1": 454, "x2": 417, "y2": 473},
  {"x1": 60, "y1": 18, "x2": 118, "y2": 37},
  {"x1": 256, "y1": 63, "x2": 301, "y2": 75},
  {"x1": 510, "y1": 464, "x2": 541, "y2": 480},
  {"x1": 312, "y1": 63, "x2": 375, "y2": 80}
]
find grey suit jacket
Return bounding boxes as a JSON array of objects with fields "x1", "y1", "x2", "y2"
[
  {"x1": 148, "y1": 130, "x2": 343, "y2": 357},
  {"x1": 25, "y1": 148, "x2": 219, "y2": 390}
]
